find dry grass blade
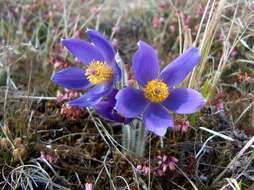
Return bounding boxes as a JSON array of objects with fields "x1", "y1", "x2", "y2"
[{"x1": 213, "y1": 136, "x2": 254, "y2": 185}]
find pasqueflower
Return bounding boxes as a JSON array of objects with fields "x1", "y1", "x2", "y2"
[
  {"x1": 52, "y1": 29, "x2": 120, "y2": 107},
  {"x1": 115, "y1": 41, "x2": 205, "y2": 136}
]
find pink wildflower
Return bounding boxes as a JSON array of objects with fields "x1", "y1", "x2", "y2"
[
  {"x1": 40, "y1": 145, "x2": 59, "y2": 164},
  {"x1": 136, "y1": 164, "x2": 151, "y2": 175},
  {"x1": 85, "y1": 183, "x2": 93, "y2": 190},
  {"x1": 169, "y1": 25, "x2": 176, "y2": 33},
  {"x1": 156, "y1": 154, "x2": 178, "y2": 176},
  {"x1": 211, "y1": 92, "x2": 224, "y2": 111},
  {"x1": 90, "y1": 7, "x2": 99, "y2": 15},
  {"x1": 152, "y1": 15, "x2": 160, "y2": 29},
  {"x1": 73, "y1": 30, "x2": 82, "y2": 38},
  {"x1": 112, "y1": 26, "x2": 120, "y2": 33},
  {"x1": 174, "y1": 118, "x2": 190, "y2": 133},
  {"x1": 111, "y1": 38, "x2": 118, "y2": 48}
]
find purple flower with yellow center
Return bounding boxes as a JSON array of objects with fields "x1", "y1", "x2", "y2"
[
  {"x1": 115, "y1": 41, "x2": 206, "y2": 136},
  {"x1": 52, "y1": 29, "x2": 121, "y2": 107}
]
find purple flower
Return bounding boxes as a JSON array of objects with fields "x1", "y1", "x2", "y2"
[
  {"x1": 115, "y1": 41, "x2": 206, "y2": 136},
  {"x1": 94, "y1": 89, "x2": 132, "y2": 124},
  {"x1": 52, "y1": 29, "x2": 121, "y2": 107}
]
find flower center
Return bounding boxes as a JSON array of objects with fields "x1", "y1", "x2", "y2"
[
  {"x1": 144, "y1": 80, "x2": 169, "y2": 103},
  {"x1": 85, "y1": 61, "x2": 114, "y2": 84}
]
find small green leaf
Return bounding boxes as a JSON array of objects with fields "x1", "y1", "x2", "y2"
[
  {"x1": 188, "y1": 113, "x2": 198, "y2": 126},
  {"x1": 200, "y1": 79, "x2": 210, "y2": 99}
]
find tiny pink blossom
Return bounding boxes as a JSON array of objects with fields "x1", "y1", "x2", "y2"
[
  {"x1": 57, "y1": 89, "x2": 81, "y2": 103},
  {"x1": 156, "y1": 169, "x2": 164, "y2": 176},
  {"x1": 159, "y1": 2, "x2": 169, "y2": 13},
  {"x1": 157, "y1": 155, "x2": 162, "y2": 160},
  {"x1": 143, "y1": 166, "x2": 151, "y2": 175},
  {"x1": 248, "y1": 2, "x2": 254, "y2": 11},
  {"x1": 112, "y1": 26, "x2": 120, "y2": 33},
  {"x1": 211, "y1": 92, "x2": 225, "y2": 111},
  {"x1": 169, "y1": 25, "x2": 176, "y2": 33},
  {"x1": 168, "y1": 162, "x2": 176, "y2": 171},
  {"x1": 171, "y1": 157, "x2": 179, "y2": 163},
  {"x1": 152, "y1": 15, "x2": 160, "y2": 29},
  {"x1": 90, "y1": 7, "x2": 99, "y2": 15},
  {"x1": 56, "y1": 89, "x2": 83, "y2": 119},
  {"x1": 162, "y1": 164, "x2": 167, "y2": 172},
  {"x1": 181, "y1": 120, "x2": 190, "y2": 133},
  {"x1": 60, "y1": 104, "x2": 83, "y2": 120},
  {"x1": 39, "y1": 146, "x2": 59, "y2": 164},
  {"x1": 195, "y1": 4, "x2": 205, "y2": 17},
  {"x1": 73, "y1": 30, "x2": 82, "y2": 38},
  {"x1": 136, "y1": 164, "x2": 151, "y2": 175},
  {"x1": 174, "y1": 118, "x2": 190, "y2": 133},
  {"x1": 156, "y1": 154, "x2": 178, "y2": 175},
  {"x1": 162, "y1": 155, "x2": 167, "y2": 162},
  {"x1": 136, "y1": 165, "x2": 142, "y2": 170},
  {"x1": 216, "y1": 102, "x2": 224, "y2": 110},
  {"x1": 111, "y1": 38, "x2": 118, "y2": 48},
  {"x1": 230, "y1": 48, "x2": 238, "y2": 58},
  {"x1": 85, "y1": 182, "x2": 93, "y2": 190}
]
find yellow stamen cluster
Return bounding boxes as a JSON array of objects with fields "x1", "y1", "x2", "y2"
[
  {"x1": 86, "y1": 61, "x2": 113, "y2": 84},
  {"x1": 144, "y1": 80, "x2": 169, "y2": 103}
]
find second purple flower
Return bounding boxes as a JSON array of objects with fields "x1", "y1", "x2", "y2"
[
  {"x1": 115, "y1": 41, "x2": 206, "y2": 136},
  {"x1": 52, "y1": 29, "x2": 121, "y2": 108}
]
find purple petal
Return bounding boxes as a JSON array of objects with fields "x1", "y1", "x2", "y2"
[
  {"x1": 95, "y1": 89, "x2": 132, "y2": 123},
  {"x1": 95, "y1": 102, "x2": 131, "y2": 124},
  {"x1": 68, "y1": 83, "x2": 113, "y2": 107},
  {"x1": 163, "y1": 88, "x2": 206, "y2": 114},
  {"x1": 51, "y1": 67, "x2": 90, "y2": 90},
  {"x1": 95, "y1": 102, "x2": 116, "y2": 120},
  {"x1": 86, "y1": 29, "x2": 121, "y2": 81},
  {"x1": 112, "y1": 61, "x2": 121, "y2": 82},
  {"x1": 132, "y1": 41, "x2": 159, "y2": 86},
  {"x1": 93, "y1": 89, "x2": 117, "y2": 119},
  {"x1": 160, "y1": 47, "x2": 201, "y2": 87},
  {"x1": 115, "y1": 87, "x2": 148, "y2": 118},
  {"x1": 143, "y1": 104, "x2": 173, "y2": 136},
  {"x1": 86, "y1": 29, "x2": 121, "y2": 82},
  {"x1": 86, "y1": 29, "x2": 116, "y2": 63},
  {"x1": 104, "y1": 88, "x2": 118, "y2": 104},
  {"x1": 61, "y1": 39, "x2": 104, "y2": 64}
]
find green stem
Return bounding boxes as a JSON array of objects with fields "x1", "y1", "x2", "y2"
[
  {"x1": 122, "y1": 121, "x2": 146, "y2": 157},
  {"x1": 122, "y1": 124, "x2": 131, "y2": 154},
  {"x1": 135, "y1": 123, "x2": 146, "y2": 157}
]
